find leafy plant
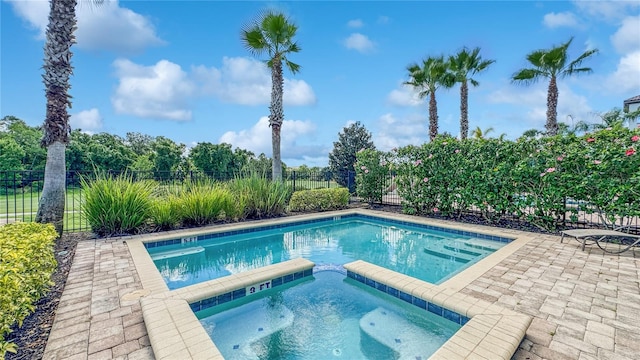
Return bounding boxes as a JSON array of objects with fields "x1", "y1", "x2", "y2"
[
  {"x1": 288, "y1": 188, "x2": 349, "y2": 212},
  {"x1": 81, "y1": 172, "x2": 156, "y2": 236},
  {"x1": 328, "y1": 121, "x2": 375, "y2": 192},
  {"x1": 229, "y1": 173, "x2": 292, "y2": 218},
  {"x1": 1, "y1": 223, "x2": 57, "y2": 357},
  {"x1": 355, "y1": 149, "x2": 390, "y2": 204},
  {"x1": 174, "y1": 179, "x2": 239, "y2": 226}
]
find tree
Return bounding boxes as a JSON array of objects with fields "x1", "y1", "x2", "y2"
[
  {"x1": 405, "y1": 56, "x2": 455, "y2": 141},
  {"x1": 0, "y1": 116, "x2": 46, "y2": 170},
  {"x1": 36, "y1": 0, "x2": 85, "y2": 234},
  {"x1": 328, "y1": 122, "x2": 375, "y2": 192},
  {"x1": 150, "y1": 136, "x2": 184, "y2": 179},
  {"x1": 241, "y1": 10, "x2": 301, "y2": 182},
  {"x1": 471, "y1": 126, "x2": 494, "y2": 139},
  {"x1": 512, "y1": 37, "x2": 598, "y2": 136},
  {"x1": 188, "y1": 142, "x2": 236, "y2": 178},
  {"x1": 448, "y1": 47, "x2": 495, "y2": 140}
]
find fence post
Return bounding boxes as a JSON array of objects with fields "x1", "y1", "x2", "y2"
[{"x1": 292, "y1": 170, "x2": 296, "y2": 191}]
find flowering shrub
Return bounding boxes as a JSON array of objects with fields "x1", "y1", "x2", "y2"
[
  {"x1": 355, "y1": 149, "x2": 390, "y2": 204},
  {"x1": 356, "y1": 126, "x2": 640, "y2": 230}
]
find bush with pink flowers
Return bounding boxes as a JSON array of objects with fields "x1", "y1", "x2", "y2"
[{"x1": 356, "y1": 125, "x2": 640, "y2": 230}]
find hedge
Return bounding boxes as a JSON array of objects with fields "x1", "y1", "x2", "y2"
[
  {"x1": 356, "y1": 125, "x2": 640, "y2": 230},
  {"x1": 1, "y1": 222, "x2": 58, "y2": 357},
  {"x1": 288, "y1": 188, "x2": 350, "y2": 212}
]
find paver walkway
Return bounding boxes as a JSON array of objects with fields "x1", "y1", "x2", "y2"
[{"x1": 42, "y1": 224, "x2": 640, "y2": 359}]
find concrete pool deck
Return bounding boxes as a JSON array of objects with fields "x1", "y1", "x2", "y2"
[{"x1": 42, "y1": 209, "x2": 640, "y2": 359}]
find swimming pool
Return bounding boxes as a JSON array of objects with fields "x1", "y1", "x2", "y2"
[
  {"x1": 197, "y1": 270, "x2": 461, "y2": 359},
  {"x1": 146, "y1": 214, "x2": 511, "y2": 290}
]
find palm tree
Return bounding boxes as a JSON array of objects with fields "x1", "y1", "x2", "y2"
[
  {"x1": 449, "y1": 47, "x2": 495, "y2": 140},
  {"x1": 36, "y1": 0, "x2": 99, "y2": 235},
  {"x1": 512, "y1": 37, "x2": 598, "y2": 136},
  {"x1": 241, "y1": 10, "x2": 301, "y2": 181},
  {"x1": 471, "y1": 126, "x2": 494, "y2": 139},
  {"x1": 405, "y1": 56, "x2": 454, "y2": 141}
]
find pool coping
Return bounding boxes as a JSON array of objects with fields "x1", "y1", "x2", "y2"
[{"x1": 126, "y1": 209, "x2": 535, "y2": 359}]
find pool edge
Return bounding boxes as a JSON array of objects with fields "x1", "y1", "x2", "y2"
[{"x1": 126, "y1": 209, "x2": 536, "y2": 359}]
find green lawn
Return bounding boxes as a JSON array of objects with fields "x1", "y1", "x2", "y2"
[{"x1": 0, "y1": 188, "x2": 83, "y2": 215}]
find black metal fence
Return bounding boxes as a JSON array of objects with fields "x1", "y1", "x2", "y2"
[
  {"x1": 0, "y1": 170, "x2": 354, "y2": 232},
  {"x1": 2, "y1": 169, "x2": 636, "y2": 233}
]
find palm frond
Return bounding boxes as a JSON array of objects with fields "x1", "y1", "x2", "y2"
[
  {"x1": 284, "y1": 59, "x2": 301, "y2": 74},
  {"x1": 511, "y1": 68, "x2": 544, "y2": 84}
]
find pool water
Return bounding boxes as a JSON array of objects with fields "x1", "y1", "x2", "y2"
[
  {"x1": 148, "y1": 216, "x2": 506, "y2": 290},
  {"x1": 197, "y1": 271, "x2": 461, "y2": 360}
]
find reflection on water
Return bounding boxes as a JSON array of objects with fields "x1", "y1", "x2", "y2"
[{"x1": 149, "y1": 218, "x2": 501, "y2": 289}]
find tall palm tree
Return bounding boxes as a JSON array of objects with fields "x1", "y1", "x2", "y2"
[
  {"x1": 449, "y1": 47, "x2": 495, "y2": 140},
  {"x1": 405, "y1": 56, "x2": 454, "y2": 141},
  {"x1": 35, "y1": 0, "x2": 86, "y2": 235},
  {"x1": 512, "y1": 37, "x2": 598, "y2": 136},
  {"x1": 241, "y1": 10, "x2": 301, "y2": 181}
]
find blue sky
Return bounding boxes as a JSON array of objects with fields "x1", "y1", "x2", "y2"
[{"x1": 2, "y1": 1, "x2": 639, "y2": 167}]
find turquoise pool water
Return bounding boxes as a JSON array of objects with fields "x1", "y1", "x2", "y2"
[
  {"x1": 197, "y1": 271, "x2": 461, "y2": 359},
  {"x1": 147, "y1": 215, "x2": 509, "y2": 290}
]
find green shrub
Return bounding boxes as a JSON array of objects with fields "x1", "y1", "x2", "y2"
[
  {"x1": 175, "y1": 180, "x2": 240, "y2": 226},
  {"x1": 81, "y1": 173, "x2": 156, "y2": 236},
  {"x1": 0, "y1": 223, "x2": 57, "y2": 357},
  {"x1": 356, "y1": 126, "x2": 640, "y2": 230},
  {"x1": 229, "y1": 174, "x2": 292, "y2": 218},
  {"x1": 148, "y1": 196, "x2": 181, "y2": 231},
  {"x1": 288, "y1": 188, "x2": 349, "y2": 212}
]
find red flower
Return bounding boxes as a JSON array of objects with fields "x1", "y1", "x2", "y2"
[
  {"x1": 587, "y1": 138, "x2": 595, "y2": 143},
  {"x1": 626, "y1": 148, "x2": 636, "y2": 156},
  {"x1": 632, "y1": 135, "x2": 639, "y2": 142}
]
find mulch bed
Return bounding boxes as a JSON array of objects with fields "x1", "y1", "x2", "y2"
[{"x1": 4, "y1": 204, "x2": 554, "y2": 359}]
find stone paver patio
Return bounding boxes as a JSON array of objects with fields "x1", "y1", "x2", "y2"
[{"x1": 42, "y1": 215, "x2": 640, "y2": 359}]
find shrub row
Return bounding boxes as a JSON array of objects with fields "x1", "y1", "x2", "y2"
[
  {"x1": 288, "y1": 188, "x2": 350, "y2": 212},
  {"x1": 0, "y1": 223, "x2": 58, "y2": 358},
  {"x1": 83, "y1": 173, "x2": 350, "y2": 236},
  {"x1": 356, "y1": 126, "x2": 640, "y2": 230}
]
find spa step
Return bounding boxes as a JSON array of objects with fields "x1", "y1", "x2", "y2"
[
  {"x1": 149, "y1": 246, "x2": 204, "y2": 260},
  {"x1": 464, "y1": 238, "x2": 503, "y2": 251},
  {"x1": 206, "y1": 304, "x2": 294, "y2": 360},
  {"x1": 359, "y1": 307, "x2": 445, "y2": 360},
  {"x1": 422, "y1": 246, "x2": 474, "y2": 263}
]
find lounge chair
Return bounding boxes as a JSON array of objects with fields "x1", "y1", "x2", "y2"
[{"x1": 561, "y1": 228, "x2": 640, "y2": 254}]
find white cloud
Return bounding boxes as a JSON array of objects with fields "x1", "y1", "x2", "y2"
[
  {"x1": 387, "y1": 85, "x2": 423, "y2": 107},
  {"x1": 192, "y1": 57, "x2": 316, "y2": 106},
  {"x1": 343, "y1": 33, "x2": 375, "y2": 53},
  {"x1": 610, "y1": 15, "x2": 640, "y2": 54},
  {"x1": 605, "y1": 51, "x2": 640, "y2": 94},
  {"x1": 7, "y1": 0, "x2": 164, "y2": 54},
  {"x1": 573, "y1": 0, "x2": 640, "y2": 23},
  {"x1": 373, "y1": 113, "x2": 427, "y2": 151},
  {"x1": 70, "y1": 108, "x2": 103, "y2": 133},
  {"x1": 488, "y1": 82, "x2": 596, "y2": 127},
  {"x1": 219, "y1": 116, "x2": 325, "y2": 160},
  {"x1": 347, "y1": 19, "x2": 364, "y2": 28},
  {"x1": 111, "y1": 59, "x2": 195, "y2": 121},
  {"x1": 542, "y1": 12, "x2": 582, "y2": 29}
]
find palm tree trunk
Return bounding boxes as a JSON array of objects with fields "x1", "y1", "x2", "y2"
[
  {"x1": 36, "y1": 142, "x2": 67, "y2": 234},
  {"x1": 269, "y1": 56, "x2": 284, "y2": 181},
  {"x1": 460, "y1": 80, "x2": 469, "y2": 140},
  {"x1": 546, "y1": 76, "x2": 559, "y2": 136},
  {"x1": 428, "y1": 91, "x2": 438, "y2": 141},
  {"x1": 35, "y1": 0, "x2": 77, "y2": 236}
]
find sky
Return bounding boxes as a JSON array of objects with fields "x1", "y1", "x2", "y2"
[{"x1": 2, "y1": 0, "x2": 639, "y2": 167}]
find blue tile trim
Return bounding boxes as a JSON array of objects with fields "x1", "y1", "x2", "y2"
[
  {"x1": 144, "y1": 213, "x2": 513, "y2": 249},
  {"x1": 348, "y1": 270, "x2": 469, "y2": 327},
  {"x1": 191, "y1": 268, "x2": 313, "y2": 313}
]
